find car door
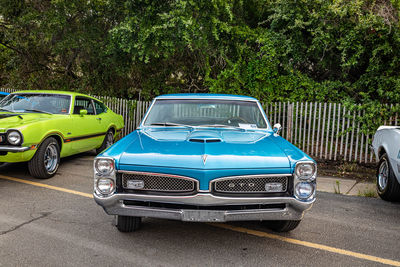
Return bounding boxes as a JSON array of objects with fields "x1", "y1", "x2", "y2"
[{"x1": 71, "y1": 97, "x2": 105, "y2": 152}]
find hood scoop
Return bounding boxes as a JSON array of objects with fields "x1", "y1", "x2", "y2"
[
  {"x1": 187, "y1": 130, "x2": 222, "y2": 143},
  {"x1": 189, "y1": 138, "x2": 222, "y2": 143}
]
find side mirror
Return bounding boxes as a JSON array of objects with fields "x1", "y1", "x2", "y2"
[
  {"x1": 80, "y1": 109, "x2": 88, "y2": 116},
  {"x1": 273, "y1": 123, "x2": 282, "y2": 135}
]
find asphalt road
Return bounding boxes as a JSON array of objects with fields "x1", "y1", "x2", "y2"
[{"x1": 1, "y1": 152, "x2": 400, "y2": 267}]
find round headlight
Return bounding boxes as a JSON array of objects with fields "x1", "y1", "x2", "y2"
[
  {"x1": 96, "y1": 178, "x2": 115, "y2": 195},
  {"x1": 7, "y1": 130, "x2": 22, "y2": 145},
  {"x1": 295, "y1": 182, "x2": 315, "y2": 200},
  {"x1": 295, "y1": 163, "x2": 316, "y2": 179},
  {"x1": 95, "y1": 158, "x2": 114, "y2": 175}
]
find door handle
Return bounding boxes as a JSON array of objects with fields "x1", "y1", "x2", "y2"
[{"x1": 96, "y1": 118, "x2": 102, "y2": 121}]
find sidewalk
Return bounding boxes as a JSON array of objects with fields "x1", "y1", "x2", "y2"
[{"x1": 317, "y1": 176, "x2": 377, "y2": 197}]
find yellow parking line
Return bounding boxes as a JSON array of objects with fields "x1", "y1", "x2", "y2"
[
  {"x1": 209, "y1": 224, "x2": 400, "y2": 266},
  {"x1": 0, "y1": 174, "x2": 93, "y2": 199},
  {"x1": 2, "y1": 174, "x2": 399, "y2": 266}
]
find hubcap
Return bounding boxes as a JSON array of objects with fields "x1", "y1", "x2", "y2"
[
  {"x1": 44, "y1": 144, "x2": 58, "y2": 173},
  {"x1": 106, "y1": 132, "x2": 114, "y2": 147},
  {"x1": 378, "y1": 160, "x2": 388, "y2": 191}
]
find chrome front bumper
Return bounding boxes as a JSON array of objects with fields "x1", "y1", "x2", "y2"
[
  {"x1": 94, "y1": 193, "x2": 315, "y2": 222},
  {"x1": 0, "y1": 146, "x2": 30, "y2": 152}
]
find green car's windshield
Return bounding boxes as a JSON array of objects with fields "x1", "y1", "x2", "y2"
[
  {"x1": 144, "y1": 99, "x2": 268, "y2": 129},
  {"x1": 0, "y1": 93, "x2": 71, "y2": 114}
]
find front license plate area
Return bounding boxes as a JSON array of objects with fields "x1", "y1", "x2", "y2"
[{"x1": 182, "y1": 210, "x2": 225, "y2": 222}]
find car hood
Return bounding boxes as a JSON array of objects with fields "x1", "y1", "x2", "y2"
[
  {"x1": 117, "y1": 128, "x2": 292, "y2": 169},
  {"x1": 0, "y1": 112, "x2": 54, "y2": 131}
]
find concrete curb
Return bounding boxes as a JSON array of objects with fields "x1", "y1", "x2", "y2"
[{"x1": 317, "y1": 176, "x2": 377, "y2": 197}]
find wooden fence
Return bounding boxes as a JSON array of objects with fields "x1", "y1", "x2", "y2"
[{"x1": 2, "y1": 88, "x2": 396, "y2": 163}]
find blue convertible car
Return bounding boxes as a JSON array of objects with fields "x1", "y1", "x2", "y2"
[{"x1": 94, "y1": 94, "x2": 316, "y2": 232}]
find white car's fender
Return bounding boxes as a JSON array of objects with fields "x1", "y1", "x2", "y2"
[{"x1": 372, "y1": 126, "x2": 400, "y2": 183}]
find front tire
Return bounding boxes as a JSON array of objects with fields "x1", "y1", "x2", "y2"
[
  {"x1": 263, "y1": 220, "x2": 301, "y2": 232},
  {"x1": 96, "y1": 129, "x2": 114, "y2": 154},
  {"x1": 28, "y1": 137, "x2": 60, "y2": 179},
  {"x1": 377, "y1": 153, "x2": 400, "y2": 201},
  {"x1": 116, "y1": 216, "x2": 142, "y2": 232}
]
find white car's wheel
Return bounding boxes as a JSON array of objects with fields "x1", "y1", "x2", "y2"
[{"x1": 377, "y1": 153, "x2": 400, "y2": 201}]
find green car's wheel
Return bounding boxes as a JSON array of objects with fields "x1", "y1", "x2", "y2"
[
  {"x1": 263, "y1": 220, "x2": 301, "y2": 232},
  {"x1": 377, "y1": 153, "x2": 400, "y2": 201},
  {"x1": 28, "y1": 137, "x2": 60, "y2": 179},
  {"x1": 96, "y1": 129, "x2": 114, "y2": 154},
  {"x1": 116, "y1": 215, "x2": 141, "y2": 232}
]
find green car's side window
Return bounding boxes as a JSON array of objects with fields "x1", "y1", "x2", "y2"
[
  {"x1": 74, "y1": 97, "x2": 95, "y2": 115},
  {"x1": 94, "y1": 100, "x2": 107, "y2": 115}
]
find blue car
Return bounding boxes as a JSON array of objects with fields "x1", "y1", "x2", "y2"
[
  {"x1": 0, "y1": 91, "x2": 9, "y2": 101},
  {"x1": 94, "y1": 94, "x2": 317, "y2": 232}
]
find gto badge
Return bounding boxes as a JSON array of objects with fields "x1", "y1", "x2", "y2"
[
  {"x1": 202, "y1": 154, "x2": 208, "y2": 165},
  {"x1": 126, "y1": 180, "x2": 145, "y2": 189}
]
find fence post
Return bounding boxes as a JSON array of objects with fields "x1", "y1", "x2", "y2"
[{"x1": 287, "y1": 103, "x2": 293, "y2": 142}]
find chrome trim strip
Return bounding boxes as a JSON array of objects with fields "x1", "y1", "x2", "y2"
[
  {"x1": 94, "y1": 193, "x2": 314, "y2": 222},
  {"x1": 154, "y1": 98, "x2": 259, "y2": 102},
  {"x1": 139, "y1": 99, "x2": 156, "y2": 128},
  {"x1": 209, "y1": 173, "x2": 292, "y2": 191},
  {"x1": 95, "y1": 192, "x2": 313, "y2": 207},
  {"x1": 0, "y1": 146, "x2": 30, "y2": 152},
  {"x1": 118, "y1": 170, "x2": 200, "y2": 191}
]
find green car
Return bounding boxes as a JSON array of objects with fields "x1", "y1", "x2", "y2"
[{"x1": 0, "y1": 90, "x2": 124, "y2": 178}]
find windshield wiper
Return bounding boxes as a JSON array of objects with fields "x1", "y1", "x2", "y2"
[
  {"x1": 0, "y1": 108, "x2": 14, "y2": 112},
  {"x1": 197, "y1": 124, "x2": 242, "y2": 130},
  {"x1": 23, "y1": 109, "x2": 53, "y2": 115},
  {"x1": 150, "y1": 122, "x2": 191, "y2": 127}
]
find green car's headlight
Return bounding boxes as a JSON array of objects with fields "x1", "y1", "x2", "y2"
[{"x1": 7, "y1": 130, "x2": 23, "y2": 145}]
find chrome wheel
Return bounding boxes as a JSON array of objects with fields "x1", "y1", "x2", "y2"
[
  {"x1": 44, "y1": 143, "x2": 58, "y2": 173},
  {"x1": 378, "y1": 159, "x2": 388, "y2": 191},
  {"x1": 105, "y1": 132, "x2": 114, "y2": 147}
]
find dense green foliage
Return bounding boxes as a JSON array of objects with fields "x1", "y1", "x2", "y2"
[{"x1": 1, "y1": 0, "x2": 400, "y2": 133}]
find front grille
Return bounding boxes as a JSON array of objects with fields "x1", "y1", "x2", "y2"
[
  {"x1": 212, "y1": 175, "x2": 289, "y2": 193},
  {"x1": 121, "y1": 172, "x2": 197, "y2": 192}
]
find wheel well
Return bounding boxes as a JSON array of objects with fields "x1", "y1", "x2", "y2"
[
  {"x1": 378, "y1": 147, "x2": 386, "y2": 159},
  {"x1": 109, "y1": 127, "x2": 116, "y2": 134},
  {"x1": 47, "y1": 135, "x2": 63, "y2": 150}
]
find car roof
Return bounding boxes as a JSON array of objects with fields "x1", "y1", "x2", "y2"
[
  {"x1": 155, "y1": 93, "x2": 258, "y2": 101},
  {"x1": 10, "y1": 90, "x2": 96, "y2": 99}
]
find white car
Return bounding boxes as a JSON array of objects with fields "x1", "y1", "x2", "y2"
[{"x1": 372, "y1": 126, "x2": 400, "y2": 201}]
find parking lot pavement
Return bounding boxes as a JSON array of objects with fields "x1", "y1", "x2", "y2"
[{"x1": 1, "y1": 153, "x2": 399, "y2": 267}]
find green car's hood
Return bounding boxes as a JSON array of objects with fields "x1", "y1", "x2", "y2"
[{"x1": 0, "y1": 112, "x2": 55, "y2": 132}]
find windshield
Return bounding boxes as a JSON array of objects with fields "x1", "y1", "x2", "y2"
[
  {"x1": 144, "y1": 99, "x2": 268, "y2": 129},
  {"x1": 0, "y1": 93, "x2": 71, "y2": 114}
]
